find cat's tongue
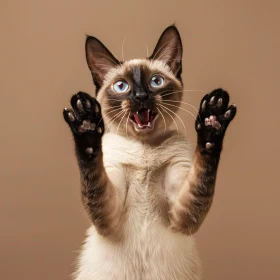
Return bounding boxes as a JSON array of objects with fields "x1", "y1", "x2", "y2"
[{"x1": 134, "y1": 109, "x2": 150, "y2": 126}]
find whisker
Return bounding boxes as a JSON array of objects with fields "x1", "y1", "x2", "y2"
[
  {"x1": 116, "y1": 109, "x2": 128, "y2": 136},
  {"x1": 158, "y1": 104, "x2": 179, "y2": 136},
  {"x1": 161, "y1": 101, "x2": 197, "y2": 120},
  {"x1": 162, "y1": 99, "x2": 201, "y2": 120},
  {"x1": 160, "y1": 89, "x2": 206, "y2": 98},
  {"x1": 182, "y1": 89, "x2": 207, "y2": 93},
  {"x1": 97, "y1": 107, "x2": 122, "y2": 127},
  {"x1": 156, "y1": 106, "x2": 167, "y2": 135},
  {"x1": 161, "y1": 92, "x2": 179, "y2": 98},
  {"x1": 102, "y1": 104, "x2": 123, "y2": 110},
  {"x1": 125, "y1": 110, "x2": 130, "y2": 138},
  {"x1": 159, "y1": 103, "x2": 187, "y2": 136},
  {"x1": 105, "y1": 110, "x2": 125, "y2": 133},
  {"x1": 158, "y1": 90, "x2": 179, "y2": 97},
  {"x1": 105, "y1": 98, "x2": 123, "y2": 102}
]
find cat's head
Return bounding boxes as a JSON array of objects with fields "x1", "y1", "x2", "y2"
[{"x1": 85, "y1": 25, "x2": 183, "y2": 139}]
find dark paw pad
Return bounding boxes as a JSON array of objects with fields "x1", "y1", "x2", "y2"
[
  {"x1": 63, "y1": 92, "x2": 104, "y2": 157},
  {"x1": 196, "y1": 88, "x2": 237, "y2": 152},
  {"x1": 63, "y1": 92, "x2": 104, "y2": 135}
]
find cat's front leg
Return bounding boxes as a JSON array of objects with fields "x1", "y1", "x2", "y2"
[
  {"x1": 63, "y1": 92, "x2": 122, "y2": 236},
  {"x1": 170, "y1": 88, "x2": 236, "y2": 235}
]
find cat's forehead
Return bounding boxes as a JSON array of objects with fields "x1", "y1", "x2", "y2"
[{"x1": 103, "y1": 59, "x2": 174, "y2": 85}]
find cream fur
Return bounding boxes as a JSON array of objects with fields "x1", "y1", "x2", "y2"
[{"x1": 74, "y1": 132, "x2": 201, "y2": 280}]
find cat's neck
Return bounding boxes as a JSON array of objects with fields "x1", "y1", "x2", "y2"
[{"x1": 105, "y1": 128, "x2": 180, "y2": 147}]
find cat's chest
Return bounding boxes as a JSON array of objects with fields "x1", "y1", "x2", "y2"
[
  {"x1": 102, "y1": 133, "x2": 171, "y2": 179},
  {"x1": 102, "y1": 133, "x2": 192, "y2": 247},
  {"x1": 104, "y1": 140, "x2": 167, "y2": 199},
  {"x1": 102, "y1": 133, "x2": 192, "y2": 217},
  {"x1": 103, "y1": 134, "x2": 169, "y2": 195}
]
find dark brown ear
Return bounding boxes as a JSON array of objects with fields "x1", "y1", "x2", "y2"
[
  {"x1": 85, "y1": 36, "x2": 120, "y2": 92},
  {"x1": 149, "y1": 25, "x2": 183, "y2": 77}
]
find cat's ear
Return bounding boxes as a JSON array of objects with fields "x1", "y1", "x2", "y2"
[
  {"x1": 85, "y1": 36, "x2": 120, "y2": 91},
  {"x1": 149, "y1": 25, "x2": 183, "y2": 77}
]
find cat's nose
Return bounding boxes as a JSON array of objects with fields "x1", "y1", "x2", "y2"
[{"x1": 135, "y1": 92, "x2": 149, "y2": 102}]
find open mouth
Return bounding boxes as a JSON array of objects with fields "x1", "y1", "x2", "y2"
[{"x1": 130, "y1": 109, "x2": 158, "y2": 130}]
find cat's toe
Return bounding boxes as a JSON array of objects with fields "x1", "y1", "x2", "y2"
[
  {"x1": 208, "y1": 89, "x2": 229, "y2": 115},
  {"x1": 223, "y1": 104, "x2": 236, "y2": 121},
  {"x1": 63, "y1": 108, "x2": 82, "y2": 134},
  {"x1": 77, "y1": 99, "x2": 83, "y2": 111},
  {"x1": 70, "y1": 91, "x2": 100, "y2": 120},
  {"x1": 201, "y1": 99, "x2": 207, "y2": 110},
  {"x1": 63, "y1": 91, "x2": 105, "y2": 137},
  {"x1": 196, "y1": 89, "x2": 237, "y2": 152},
  {"x1": 199, "y1": 89, "x2": 230, "y2": 116},
  {"x1": 63, "y1": 108, "x2": 75, "y2": 123}
]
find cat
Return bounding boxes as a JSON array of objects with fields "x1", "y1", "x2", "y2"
[{"x1": 63, "y1": 25, "x2": 237, "y2": 280}]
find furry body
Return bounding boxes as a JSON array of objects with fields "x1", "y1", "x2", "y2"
[
  {"x1": 75, "y1": 133, "x2": 201, "y2": 280},
  {"x1": 63, "y1": 26, "x2": 236, "y2": 280}
]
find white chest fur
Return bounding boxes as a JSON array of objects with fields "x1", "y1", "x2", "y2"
[{"x1": 74, "y1": 133, "x2": 201, "y2": 280}]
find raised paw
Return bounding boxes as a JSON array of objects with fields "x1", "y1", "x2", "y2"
[
  {"x1": 195, "y1": 88, "x2": 237, "y2": 153},
  {"x1": 63, "y1": 92, "x2": 104, "y2": 157}
]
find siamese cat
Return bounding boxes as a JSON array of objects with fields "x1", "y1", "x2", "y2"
[{"x1": 63, "y1": 25, "x2": 236, "y2": 280}]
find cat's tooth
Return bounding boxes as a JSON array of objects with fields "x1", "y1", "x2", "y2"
[
  {"x1": 138, "y1": 123, "x2": 143, "y2": 128},
  {"x1": 148, "y1": 122, "x2": 151, "y2": 127},
  {"x1": 136, "y1": 111, "x2": 139, "y2": 115}
]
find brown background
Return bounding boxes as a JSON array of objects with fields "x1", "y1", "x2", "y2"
[{"x1": 1, "y1": 0, "x2": 279, "y2": 279}]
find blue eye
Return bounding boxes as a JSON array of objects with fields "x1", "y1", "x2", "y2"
[
  {"x1": 113, "y1": 80, "x2": 129, "y2": 93},
  {"x1": 150, "y1": 75, "x2": 164, "y2": 87}
]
